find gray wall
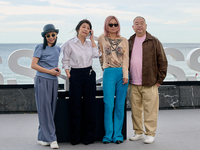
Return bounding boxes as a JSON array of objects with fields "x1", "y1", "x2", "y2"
[{"x1": 0, "y1": 85, "x2": 200, "y2": 113}]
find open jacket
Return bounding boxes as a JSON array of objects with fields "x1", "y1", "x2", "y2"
[{"x1": 128, "y1": 31, "x2": 168, "y2": 86}]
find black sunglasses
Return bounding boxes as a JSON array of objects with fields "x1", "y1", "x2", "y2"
[
  {"x1": 45, "y1": 33, "x2": 56, "y2": 38},
  {"x1": 108, "y1": 24, "x2": 118, "y2": 27}
]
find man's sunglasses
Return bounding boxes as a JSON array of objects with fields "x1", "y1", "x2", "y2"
[
  {"x1": 45, "y1": 33, "x2": 57, "y2": 38},
  {"x1": 108, "y1": 24, "x2": 118, "y2": 27}
]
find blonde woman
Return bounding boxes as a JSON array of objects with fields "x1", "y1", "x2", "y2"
[{"x1": 98, "y1": 16, "x2": 129, "y2": 144}]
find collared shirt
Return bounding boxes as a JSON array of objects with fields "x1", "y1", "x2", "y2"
[{"x1": 61, "y1": 36, "x2": 101, "y2": 70}]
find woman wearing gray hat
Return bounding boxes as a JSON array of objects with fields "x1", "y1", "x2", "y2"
[{"x1": 31, "y1": 24, "x2": 61, "y2": 149}]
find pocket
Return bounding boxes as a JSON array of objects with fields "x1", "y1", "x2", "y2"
[
  {"x1": 69, "y1": 75, "x2": 72, "y2": 82},
  {"x1": 92, "y1": 70, "x2": 96, "y2": 78}
]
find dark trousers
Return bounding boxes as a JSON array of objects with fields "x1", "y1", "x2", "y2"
[{"x1": 69, "y1": 66, "x2": 96, "y2": 144}]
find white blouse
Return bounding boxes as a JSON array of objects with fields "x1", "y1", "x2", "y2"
[{"x1": 61, "y1": 36, "x2": 101, "y2": 70}]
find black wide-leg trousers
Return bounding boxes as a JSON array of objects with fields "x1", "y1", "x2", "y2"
[{"x1": 69, "y1": 66, "x2": 96, "y2": 145}]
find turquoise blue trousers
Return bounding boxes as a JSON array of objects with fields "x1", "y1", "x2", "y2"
[{"x1": 102, "y1": 67, "x2": 128, "y2": 143}]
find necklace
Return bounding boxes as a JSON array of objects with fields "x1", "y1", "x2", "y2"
[
  {"x1": 108, "y1": 36, "x2": 117, "y2": 44},
  {"x1": 108, "y1": 34, "x2": 117, "y2": 42},
  {"x1": 106, "y1": 37, "x2": 122, "y2": 52}
]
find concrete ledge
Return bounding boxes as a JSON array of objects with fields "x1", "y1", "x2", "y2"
[
  {"x1": 0, "y1": 87, "x2": 36, "y2": 112},
  {"x1": 1, "y1": 83, "x2": 200, "y2": 112},
  {"x1": 179, "y1": 86, "x2": 200, "y2": 107},
  {"x1": 159, "y1": 85, "x2": 179, "y2": 108}
]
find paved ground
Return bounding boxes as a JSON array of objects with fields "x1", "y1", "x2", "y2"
[{"x1": 0, "y1": 109, "x2": 200, "y2": 150}]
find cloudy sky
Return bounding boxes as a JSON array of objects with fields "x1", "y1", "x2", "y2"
[{"x1": 0, "y1": 0, "x2": 200, "y2": 43}]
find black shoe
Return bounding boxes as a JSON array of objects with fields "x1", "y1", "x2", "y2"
[
  {"x1": 103, "y1": 141, "x2": 109, "y2": 144},
  {"x1": 83, "y1": 141, "x2": 94, "y2": 145},
  {"x1": 71, "y1": 141, "x2": 80, "y2": 145},
  {"x1": 115, "y1": 140, "x2": 123, "y2": 144}
]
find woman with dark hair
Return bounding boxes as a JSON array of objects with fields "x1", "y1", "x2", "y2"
[
  {"x1": 61, "y1": 19, "x2": 101, "y2": 145},
  {"x1": 98, "y1": 16, "x2": 129, "y2": 144},
  {"x1": 31, "y1": 24, "x2": 61, "y2": 149}
]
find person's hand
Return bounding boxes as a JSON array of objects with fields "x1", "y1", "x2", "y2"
[
  {"x1": 65, "y1": 69, "x2": 71, "y2": 79},
  {"x1": 55, "y1": 68, "x2": 61, "y2": 76},
  {"x1": 66, "y1": 73, "x2": 71, "y2": 79},
  {"x1": 49, "y1": 67, "x2": 60, "y2": 76},
  {"x1": 123, "y1": 78, "x2": 128, "y2": 84},
  {"x1": 89, "y1": 30, "x2": 94, "y2": 41}
]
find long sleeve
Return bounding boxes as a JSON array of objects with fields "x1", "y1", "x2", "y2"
[
  {"x1": 156, "y1": 40, "x2": 168, "y2": 84},
  {"x1": 61, "y1": 42, "x2": 71, "y2": 70},
  {"x1": 98, "y1": 35, "x2": 104, "y2": 70},
  {"x1": 122, "y1": 38, "x2": 129, "y2": 79},
  {"x1": 92, "y1": 46, "x2": 102, "y2": 58}
]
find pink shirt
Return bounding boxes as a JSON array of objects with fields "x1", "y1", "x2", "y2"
[{"x1": 129, "y1": 35, "x2": 146, "y2": 85}]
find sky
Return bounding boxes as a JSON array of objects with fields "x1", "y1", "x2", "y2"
[{"x1": 0, "y1": 0, "x2": 200, "y2": 43}]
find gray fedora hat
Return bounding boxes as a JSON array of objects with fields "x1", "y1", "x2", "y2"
[{"x1": 41, "y1": 24, "x2": 59, "y2": 37}]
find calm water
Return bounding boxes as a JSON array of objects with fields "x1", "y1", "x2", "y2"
[{"x1": 0, "y1": 43, "x2": 200, "y2": 84}]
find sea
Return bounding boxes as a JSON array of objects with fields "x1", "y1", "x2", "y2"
[{"x1": 0, "y1": 43, "x2": 200, "y2": 84}]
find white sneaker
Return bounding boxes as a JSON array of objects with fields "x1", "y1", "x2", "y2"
[
  {"x1": 129, "y1": 134, "x2": 143, "y2": 141},
  {"x1": 37, "y1": 141, "x2": 50, "y2": 146},
  {"x1": 50, "y1": 141, "x2": 59, "y2": 149},
  {"x1": 144, "y1": 136, "x2": 155, "y2": 144}
]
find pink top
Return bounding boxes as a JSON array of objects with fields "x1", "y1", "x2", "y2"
[{"x1": 129, "y1": 35, "x2": 146, "y2": 85}]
